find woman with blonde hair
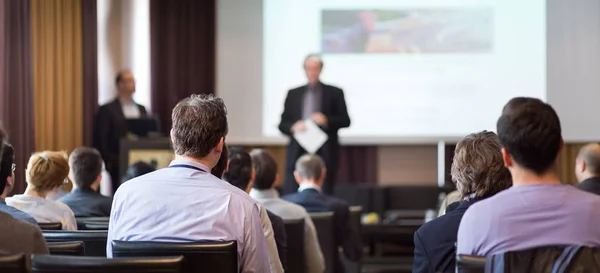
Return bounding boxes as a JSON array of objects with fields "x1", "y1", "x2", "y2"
[{"x1": 7, "y1": 151, "x2": 77, "y2": 230}]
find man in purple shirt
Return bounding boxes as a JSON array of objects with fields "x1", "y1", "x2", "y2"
[
  {"x1": 457, "y1": 97, "x2": 600, "y2": 256},
  {"x1": 107, "y1": 94, "x2": 270, "y2": 272}
]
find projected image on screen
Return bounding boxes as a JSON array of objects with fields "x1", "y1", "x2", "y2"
[{"x1": 321, "y1": 9, "x2": 494, "y2": 54}]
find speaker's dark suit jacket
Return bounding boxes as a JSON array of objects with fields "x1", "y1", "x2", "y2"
[
  {"x1": 93, "y1": 99, "x2": 147, "y2": 190},
  {"x1": 576, "y1": 177, "x2": 600, "y2": 195},
  {"x1": 413, "y1": 198, "x2": 480, "y2": 273},
  {"x1": 58, "y1": 187, "x2": 113, "y2": 217},
  {"x1": 283, "y1": 188, "x2": 362, "y2": 272},
  {"x1": 278, "y1": 83, "x2": 350, "y2": 194}
]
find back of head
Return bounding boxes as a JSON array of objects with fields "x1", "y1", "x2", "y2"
[
  {"x1": 250, "y1": 149, "x2": 278, "y2": 190},
  {"x1": 69, "y1": 147, "x2": 103, "y2": 188},
  {"x1": 26, "y1": 151, "x2": 69, "y2": 193},
  {"x1": 122, "y1": 161, "x2": 156, "y2": 182},
  {"x1": 295, "y1": 154, "x2": 325, "y2": 182},
  {"x1": 451, "y1": 131, "x2": 512, "y2": 199},
  {"x1": 211, "y1": 144, "x2": 229, "y2": 178},
  {"x1": 576, "y1": 143, "x2": 600, "y2": 179},
  {"x1": 171, "y1": 94, "x2": 228, "y2": 164},
  {"x1": 496, "y1": 97, "x2": 562, "y2": 175},
  {"x1": 223, "y1": 147, "x2": 252, "y2": 191},
  {"x1": 0, "y1": 143, "x2": 15, "y2": 194}
]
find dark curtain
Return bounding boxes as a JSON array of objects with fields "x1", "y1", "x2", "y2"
[
  {"x1": 81, "y1": 0, "x2": 98, "y2": 146},
  {"x1": 0, "y1": 0, "x2": 35, "y2": 194},
  {"x1": 336, "y1": 146, "x2": 378, "y2": 184},
  {"x1": 150, "y1": 0, "x2": 216, "y2": 133}
]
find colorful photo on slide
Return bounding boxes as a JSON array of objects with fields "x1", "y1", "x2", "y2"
[{"x1": 321, "y1": 9, "x2": 494, "y2": 54}]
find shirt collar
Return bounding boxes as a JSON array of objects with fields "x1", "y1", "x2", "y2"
[
  {"x1": 298, "y1": 183, "x2": 322, "y2": 193},
  {"x1": 249, "y1": 188, "x2": 279, "y2": 199},
  {"x1": 168, "y1": 159, "x2": 210, "y2": 172},
  {"x1": 119, "y1": 98, "x2": 136, "y2": 106}
]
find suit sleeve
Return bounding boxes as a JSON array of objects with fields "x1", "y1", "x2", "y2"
[
  {"x1": 32, "y1": 227, "x2": 49, "y2": 254},
  {"x1": 94, "y1": 107, "x2": 116, "y2": 166},
  {"x1": 325, "y1": 89, "x2": 350, "y2": 133},
  {"x1": 278, "y1": 90, "x2": 296, "y2": 136},
  {"x1": 413, "y1": 231, "x2": 431, "y2": 273},
  {"x1": 339, "y1": 206, "x2": 362, "y2": 262}
]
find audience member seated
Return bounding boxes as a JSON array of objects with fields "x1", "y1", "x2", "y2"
[
  {"x1": 0, "y1": 143, "x2": 38, "y2": 224},
  {"x1": 437, "y1": 190, "x2": 460, "y2": 217},
  {"x1": 107, "y1": 94, "x2": 270, "y2": 272},
  {"x1": 0, "y1": 211, "x2": 49, "y2": 255},
  {"x1": 7, "y1": 151, "x2": 77, "y2": 230},
  {"x1": 121, "y1": 161, "x2": 156, "y2": 183},
  {"x1": 413, "y1": 131, "x2": 512, "y2": 273},
  {"x1": 210, "y1": 143, "x2": 229, "y2": 178},
  {"x1": 575, "y1": 143, "x2": 600, "y2": 195},
  {"x1": 457, "y1": 97, "x2": 600, "y2": 256},
  {"x1": 249, "y1": 149, "x2": 325, "y2": 273},
  {"x1": 223, "y1": 147, "x2": 285, "y2": 273},
  {"x1": 59, "y1": 147, "x2": 112, "y2": 217},
  {"x1": 283, "y1": 154, "x2": 362, "y2": 272}
]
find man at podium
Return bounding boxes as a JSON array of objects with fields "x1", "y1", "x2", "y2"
[
  {"x1": 278, "y1": 54, "x2": 351, "y2": 195},
  {"x1": 94, "y1": 70, "x2": 148, "y2": 192}
]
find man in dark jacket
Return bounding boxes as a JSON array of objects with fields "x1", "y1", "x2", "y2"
[
  {"x1": 283, "y1": 154, "x2": 362, "y2": 273},
  {"x1": 413, "y1": 131, "x2": 512, "y2": 273}
]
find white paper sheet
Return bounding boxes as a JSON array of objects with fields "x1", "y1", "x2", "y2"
[{"x1": 293, "y1": 119, "x2": 328, "y2": 154}]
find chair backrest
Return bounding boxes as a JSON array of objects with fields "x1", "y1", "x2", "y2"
[
  {"x1": 283, "y1": 218, "x2": 305, "y2": 273},
  {"x1": 0, "y1": 254, "x2": 27, "y2": 273},
  {"x1": 310, "y1": 212, "x2": 336, "y2": 273},
  {"x1": 47, "y1": 241, "x2": 85, "y2": 256},
  {"x1": 43, "y1": 230, "x2": 108, "y2": 257},
  {"x1": 456, "y1": 254, "x2": 486, "y2": 273},
  {"x1": 31, "y1": 254, "x2": 183, "y2": 273},
  {"x1": 112, "y1": 240, "x2": 237, "y2": 273},
  {"x1": 38, "y1": 222, "x2": 62, "y2": 231},
  {"x1": 76, "y1": 217, "x2": 109, "y2": 230},
  {"x1": 341, "y1": 206, "x2": 363, "y2": 273},
  {"x1": 83, "y1": 222, "x2": 109, "y2": 230}
]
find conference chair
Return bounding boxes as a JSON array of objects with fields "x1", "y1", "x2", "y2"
[
  {"x1": 43, "y1": 230, "x2": 107, "y2": 257},
  {"x1": 30, "y1": 254, "x2": 183, "y2": 273},
  {"x1": 310, "y1": 212, "x2": 336, "y2": 273},
  {"x1": 38, "y1": 222, "x2": 62, "y2": 231},
  {"x1": 341, "y1": 206, "x2": 363, "y2": 273},
  {"x1": 456, "y1": 254, "x2": 486, "y2": 273},
  {"x1": 283, "y1": 218, "x2": 305, "y2": 273},
  {"x1": 82, "y1": 222, "x2": 109, "y2": 230},
  {"x1": 0, "y1": 253, "x2": 27, "y2": 273},
  {"x1": 47, "y1": 241, "x2": 85, "y2": 256},
  {"x1": 112, "y1": 240, "x2": 237, "y2": 273},
  {"x1": 76, "y1": 217, "x2": 109, "y2": 230}
]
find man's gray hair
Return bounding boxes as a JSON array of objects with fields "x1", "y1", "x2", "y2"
[
  {"x1": 171, "y1": 94, "x2": 228, "y2": 158},
  {"x1": 303, "y1": 53, "x2": 324, "y2": 69},
  {"x1": 295, "y1": 154, "x2": 325, "y2": 180}
]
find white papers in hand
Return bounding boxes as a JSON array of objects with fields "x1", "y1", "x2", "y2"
[{"x1": 293, "y1": 119, "x2": 328, "y2": 154}]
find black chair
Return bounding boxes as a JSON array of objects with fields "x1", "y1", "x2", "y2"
[
  {"x1": 76, "y1": 217, "x2": 109, "y2": 230},
  {"x1": 310, "y1": 212, "x2": 336, "y2": 273},
  {"x1": 31, "y1": 254, "x2": 183, "y2": 273},
  {"x1": 112, "y1": 240, "x2": 237, "y2": 273},
  {"x1": 283, "y1": 218, "x2": 305, "y2": 273},
  {"x1": 0, "y1": 254, "x2": 27, "y2": 273},
  {"x1": 83, "y1": 222, "x2": 109, "y2": 230},
  {"x1": 38, "y1": 222, "x2": 62, "y2": 231},
  {"x1": 47, "y1": 241, "x2": 85, "y2": 256},
  {"x1": 456, "y1": 254, "x2": 486, "y2": 273},
  {"x1": 341, "y1": 206, "x2": 363, "y2": 273},
  {"x1": 43, "y1": 230, "x2": 107, "y2": 257}
]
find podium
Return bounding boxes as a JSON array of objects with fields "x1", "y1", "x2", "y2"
[{"x1": 118, "y1": 138, "x2": 173, "y2": 181}]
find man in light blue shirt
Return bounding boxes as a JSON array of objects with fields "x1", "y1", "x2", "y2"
[
  {"x1": 107, "y1": 94, "x2": 270, "y2": 273},
  {"x1": 0, "y1": 143, "x2": 37, "y2": 225},
  {"x1": 457, "y1": 97, "x2": 600, "y2": 256}
]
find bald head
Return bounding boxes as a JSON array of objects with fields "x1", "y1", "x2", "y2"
[{"x1": 576, "y1": 143, "x2": 600, "y2": 182}]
